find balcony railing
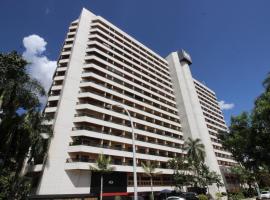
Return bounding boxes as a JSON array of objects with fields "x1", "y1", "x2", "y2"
[
  {"x1": 74, "y1": 108, "x2": 182, "y2": 141},
  {"x1": 72, "y1": 126, "x2": 183, "y2": 152},
  {"x1": 66, "y1": 157, "x2": 170, "y2": 170},
  {"x1": 69, "y1": 141, "x2": 133, "y2": 152}
]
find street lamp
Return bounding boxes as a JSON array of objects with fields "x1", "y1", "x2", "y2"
[{"x1": 107, "y1": 103, "x2": 138, "y2": 200}]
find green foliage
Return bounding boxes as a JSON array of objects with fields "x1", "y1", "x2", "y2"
[
  {"x1": 198, "y1": 163, "x2": 224, "y2": 189},
  {"x1": 220, "y1": 72, "x2": 270, "y2": 189},
  {"x1": 198, "y1": 194, "x2": 208, "y2": 200},
  {"x1": 141, "y1": 161, "x2": 159, "y2": 177},
  {"x1": 0, "y1": 168, "x2": 31, "y2": 200},
  {"x1": 184, "y1": 138, "x2": 206, "y2": 165},
  {"x1": 221, "y1": 73, "x2": 270, "y2": 172},
  {"x1": 228, "y1": 192, "x2": 245, "y2": 200},
  {"x1": 241, "y1": 188, "x2": 257, "y2": 198},
  {"x1": 89, "y1": 154, "x2": 115, "y2": 173},
  {"x1": 141, "y1": 161, "x2": 160, "y2": 199},
  {"x1": 0, "y1": 52, "x2": 50, "y2": 199},
  {"x1": 114, "y1": 195, "x2": 122, "y2": 200},
  {"x1": 169, "y1": 138, "x2": 223, "y2": 190},
  {"x1": 230, "y1": 165, "x2": 255, "y2": 187},
  {"x1": 215, "y1": 192, "x2": 223, "y2": 200}
]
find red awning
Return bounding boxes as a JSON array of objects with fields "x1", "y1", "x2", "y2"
[{"x1": 102, "y1": 192, "x2": 129, "y2": 197}]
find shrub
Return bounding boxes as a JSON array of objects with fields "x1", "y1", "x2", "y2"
[
  {"x1": 228, "y1": 192, "x2": 245, "y2": 200},
  {"x1": 242, "y1": 188, "x2": 257, "y2": 198},
  {"x1": 115, "y1": 196, "x2": 122, "y2": 200},
  {"x1": 221, "y1": 192, "x2": 227, "y2": 196},
  {"x1": 198, "y1": 194, "x2": 208, "y2": 200},
  {"x1": 216, "y1": 192, "x2": 223, "y2": 200}
]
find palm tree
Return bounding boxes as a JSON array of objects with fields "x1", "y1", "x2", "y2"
[
  {"x1": 184, "y1": 138, "x2": 205, "y2": 165},
  {"x1": 90, "y1": 154, "x2": 115, "y2": 200},
  {"x1": 0, "y1": 52, "x2": 46, "y2": 170},
  {"x1": 0, "y1": 52, "x2": 49, "y2": 199},
  {"x1": 141, "y1": 161, "x2": 161, "y2": 200}
]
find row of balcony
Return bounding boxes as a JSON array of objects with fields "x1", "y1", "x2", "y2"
[
  {"x1": 69, "y1": 136, "x2": 181, "y2": 158},
  {"x1": 87, "y1": 35, "x2": 171, "y2": 87},
  {"x1": 72, "y1": 126, "x2": 184, "y2": 149},
  {"x1": 78, "y1": 89, "x2": 180, "y2": 126},
  {"x1": 82, "y1": 62, "x2": 175, "y2": 103},
  {"x1": 79, "y1": 75, "x2": 178, "y2": 117},
  {"x1": 90, "y1": 19, "x2": 168, "y2": 74},
  {"x1": 73, "y1": 110, "x2": 182, "y2": 141},
  {"x1": 66, "y1": 155, "x2": 170, "y2": 169}
]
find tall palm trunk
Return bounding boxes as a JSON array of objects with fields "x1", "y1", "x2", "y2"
[
  {"x1": 150, "y1": 176, "x2": 154, "y2": 200},
  {"x1": 0, "y1": 89, "x2": 4, "y2": 110},
  {"x1": 100, "y1": 174, "x2": 103, "y2": 200}
]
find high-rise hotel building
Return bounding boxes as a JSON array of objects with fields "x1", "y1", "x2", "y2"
[{"x1": 29, "y1": 8, "x2": 237, "y2": 199}]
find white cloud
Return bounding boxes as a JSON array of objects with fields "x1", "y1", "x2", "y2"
[
  {"x1": 218, "y1": 100, "x2": 235, "y2": 110},
  {"x1": 22, "y1": 34, "x2": 56, "y2": 92}
]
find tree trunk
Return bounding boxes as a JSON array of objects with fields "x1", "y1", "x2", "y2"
[
  {"x1": 100, "y1": 174, "x2": 103, "y2": 200},
  {"x1": 150, "y1": 176, "x2": 154, "y2": 200}
]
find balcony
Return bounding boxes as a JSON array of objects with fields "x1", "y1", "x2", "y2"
[
  {"x1": 54, "y1": 76, "x2": 65, "y2": 81},
  {"x1": 69, "y1": 139, "x2": 133, "y2": 153},
  {"x1": 48, "y1": 95, "x2": 60, "y2": 101},
  {"x1": 44, "y1": 107, "x2": 57, "y2": 113}
]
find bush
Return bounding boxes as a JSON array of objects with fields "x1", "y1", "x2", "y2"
[
  {"x1": 242, "y1": 188, "x2": 257, "y2": 198},
  {"x1": 216, "y1": 192, "x2": 223, "y2": 200},
  {"x1": 115, "y1": 196, "x2": 122, "y2": 200},
  {"x1": 228, "y1": 192, "x2": 245, "y2": 200},
  {"x1": 198, "y1": 194, "x2": 208, "y2": 200},
  {"x1": 221, "y1": 192, "x2": 227, "y2": 196}
]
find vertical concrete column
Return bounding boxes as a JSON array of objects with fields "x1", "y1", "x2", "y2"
[{"x1": 166, "y1": 50, "x2": 226, "y2": 196}]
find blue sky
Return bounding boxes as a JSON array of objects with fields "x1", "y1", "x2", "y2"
[{"x1": 1, "y1": 0, "x2": 269, "y2": 123}]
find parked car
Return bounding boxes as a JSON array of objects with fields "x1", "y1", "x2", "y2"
[
  {"x1": 180, "y1": 192, "x2": 199, "y2": 200},
  {"x1": 258, "y1": 191, "x2": 270, "y2": 199},
  {"x1": 166, "y1": 196, "x2": 185, "y2": 200}
]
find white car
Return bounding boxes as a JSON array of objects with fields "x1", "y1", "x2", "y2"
[
  {"x1": 259, "y1": 191, "x2": 270, "y2": 199},
  {"x1": 166, "y1": 196, "x2": 185, "y2": 200}
]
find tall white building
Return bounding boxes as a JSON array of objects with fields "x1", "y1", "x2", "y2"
[{"x1": 29, "y1": 8, "x2": 237, "y2": 199}]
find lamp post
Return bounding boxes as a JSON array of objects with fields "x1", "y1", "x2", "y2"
[{"x1": 107, "y1": 103, "x2": 138, "y2": 200}]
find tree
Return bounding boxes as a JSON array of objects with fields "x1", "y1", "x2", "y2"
[
  {"x1": 184, "y1": 138, "x2": 205, "y2": 165},
  {"x1": 220, "y1": 72, "x2": 270, "y2": 171},
  {"x1": 168, "y1": 157, "x2": 193, "y2": 190},
  {"x1": 230, "y1": 165, "x2": 256, "y2": 190},
  {"x1": 90, "y1": 154, "x2": 115, "y2": 200},
  {"x1": 219, "y1": 72, "x2": 270, "y2": 190},
  {"x1": 198, "y1": 164, "x2": 223, "y2": 192},
  {"x1": 184, "y1": 138, "x2": 206, "y2": 186},
  {"x1": 0, "y1": 52, "x2": 51, "y2": 199},
  {"x1": 142, "y1": 161, "x2": 161, "y2": 200},
  {"x1": 170, "y1": 138, "x2": 222, "y2": 192},
  {"x1": 219, "y1": 113, "x2": 255, "y2": 169}
]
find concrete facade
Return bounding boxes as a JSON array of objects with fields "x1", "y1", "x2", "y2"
[{"x1": 32, "y1": 8, "x2": 237, "y2": 198}]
